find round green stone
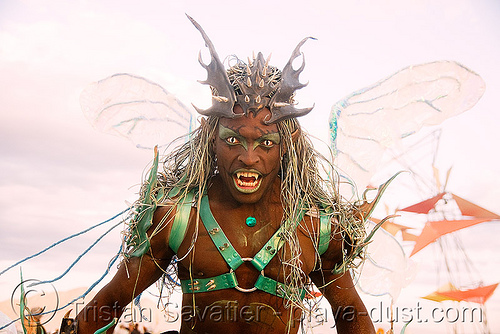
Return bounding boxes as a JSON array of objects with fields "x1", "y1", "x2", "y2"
[{"x1": 246, "y1": 216, "x2": 257, "y2": 227}]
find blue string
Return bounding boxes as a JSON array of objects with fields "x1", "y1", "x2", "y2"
[
  {"x1": 133, "y1": 293, "x2": 151, "y2": 322},
  {"x1": 166, "y1": 273, "x2": 181, "y2": 286},
  {"x1": 0, "y1": 244, "x2": 124, "y2": 331},
  {"x1": 0, "y1": 208, "x2": 130, "y2": 277},
  {"x1": 30, "y1": 221, "x2": 123, "y2": 286},
  {"x1": 53, "y1": 244, "x2": 124, "y2": 312}
]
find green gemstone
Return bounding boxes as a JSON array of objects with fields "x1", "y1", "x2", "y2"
[{"x1": 246, "y1": 216, "x2": 257, "y2": 227}]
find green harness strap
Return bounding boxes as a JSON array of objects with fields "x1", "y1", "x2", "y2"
[
  {"x1": 169, "y1": 191, "x2": 195, "y2": 253},
  {"x1": 170, "y1": 193, "x2": 332, "y2": 298},
  {"x1": 318, "y1": 210, "x2": 332, "y2": 255},
  {"x1": 181, "y1": 195, "x2": 309, "y2": 298},
  {"x1": 128, "y1": 148, "x2": 162, "y2": 258},
  {"x1": 198, "y1": 195, "x2": 244, "y2": 270}
]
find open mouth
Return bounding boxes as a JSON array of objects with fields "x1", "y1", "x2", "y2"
[{"x1": 232, "y1": 170, "x2": 262, "y2": 193}]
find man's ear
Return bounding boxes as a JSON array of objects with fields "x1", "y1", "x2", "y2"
[
  {"x1": 291, "y1": 127, "x2": 301, "y2": 143},
  {"x1": 281, "y1": 127, "x2": 300, "y2": 156},
  {"x1": 200, "y1": 117, "x2": 209, "y2": 130}
]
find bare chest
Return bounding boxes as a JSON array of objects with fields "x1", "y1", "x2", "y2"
[{"x1": 176, "y1": 205, "x2": 319, "y2": 285}]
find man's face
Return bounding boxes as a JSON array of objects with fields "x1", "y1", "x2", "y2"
[{"x1": 214, "y1": 106, "x2": 282, "y2": 204}]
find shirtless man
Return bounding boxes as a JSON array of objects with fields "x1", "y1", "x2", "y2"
[{"x1": 73, "y1": 16, "x2": 376, "y2": 334}]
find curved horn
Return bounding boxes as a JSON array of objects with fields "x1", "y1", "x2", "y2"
[
  {"x1": 267, "y1": 37, "x2": 315, "y2": 123},
  {"x1": 186, "y1": 15, "x2": 237, "y2": 118},
  {"x1": 63, "y1": 309, "x2": 73, "y2": 319}
]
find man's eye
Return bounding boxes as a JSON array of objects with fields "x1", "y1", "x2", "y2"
[
  {"x1": 261, "y1": 140, "x2": 274, "y2": 147},
  {"x1": 225, "y1": 136, "x2": 239, "y2": 144}
]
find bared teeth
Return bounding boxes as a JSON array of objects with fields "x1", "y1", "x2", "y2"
[
  {"x1": 237, "y1": 180, "x2": 258, "y2": 187},
  {"x1": 235, "y1": 171, "x2": 260, "y2": 188},
  {"x1": 236, "y1": 171, "x2": 259, "y2": 179}
]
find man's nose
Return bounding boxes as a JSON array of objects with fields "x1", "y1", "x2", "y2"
[{"x1": 238, "y1": 147, "x2": 260, "y2": 166}]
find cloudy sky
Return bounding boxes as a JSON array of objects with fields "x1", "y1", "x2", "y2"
[{"x1": 1, "y1": 1, "x2": 499, "y2": 333}]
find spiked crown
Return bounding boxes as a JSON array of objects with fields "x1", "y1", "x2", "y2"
[{"x1": 187, "y1": 15, "x2": 314, "y2": 124}]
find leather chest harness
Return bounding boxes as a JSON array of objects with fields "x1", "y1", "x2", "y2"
[{"x1": 169, "y1": 192, "x2": 331, "y2": 299}]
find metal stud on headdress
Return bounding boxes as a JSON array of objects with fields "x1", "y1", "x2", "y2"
[{"x1": 187, "y1": 15, "x2": 314, "y2": 124}]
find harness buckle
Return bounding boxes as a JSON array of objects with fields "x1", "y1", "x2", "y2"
[{"x1": 231, "y1": 257, "x2": 264, "y2": 293}]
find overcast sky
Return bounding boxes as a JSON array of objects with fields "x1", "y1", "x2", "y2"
[{"x1": 0, "y1": 1, "x2": 499, "y2": 333}]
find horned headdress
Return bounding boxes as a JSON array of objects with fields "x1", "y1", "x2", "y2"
[{"x1": 187, "y1": 15, "x2": 314, "y2": 124}]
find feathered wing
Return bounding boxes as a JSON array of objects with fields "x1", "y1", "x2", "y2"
[
  {"x1": 80, "y1": 73, "x2": 194, "y2": 149},
  {"x1": 330, "y1": 60, "x2": 485, "y2": 198}
]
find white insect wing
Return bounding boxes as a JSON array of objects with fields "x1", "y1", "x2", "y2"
[
  {"x1": 80, "y1": 73, "x2": 194, "y2": 150},
  {"x1": 330, "y1": 60, "x2": 485, "y2": 199}
]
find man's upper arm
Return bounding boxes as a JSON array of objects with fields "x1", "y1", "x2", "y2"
[
  {"x1": 114, "y1": 205, "x2": 176, "y2": 298},
  {"x1": 75, "y1": 206, "x2": 175, "y2": 333},
  {"x1": 309, "y1": 216, "x2": 375, "y2": 333},
  {"x1": 146, "y1": 205, "x2": 177, "y2": 262},
  {"x1": 310, "y1": 270, "x2": 374, "y2": 333}
]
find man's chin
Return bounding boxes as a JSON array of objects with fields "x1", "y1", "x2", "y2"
[{"x1": 228, "y1": 186, "x2": 266, "y2": 204}]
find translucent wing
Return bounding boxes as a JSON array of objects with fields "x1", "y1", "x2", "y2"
[
  {"x1": 330, "y1": 61, "x2": 485, "y2": 198},
  {"x1": 80, "y1": 73, "x2": 194, "y2": 149},
  {"x1": 356, "y1": 221, "x2": 417, "y2": 301}
]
